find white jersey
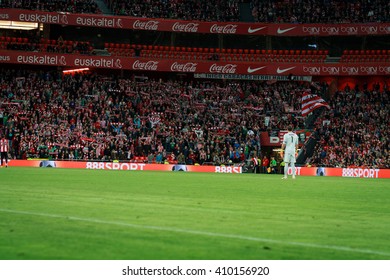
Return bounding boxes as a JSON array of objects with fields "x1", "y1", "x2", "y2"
[{"x1": 283, "y1": 132, "x2": 299, "y2": 154}]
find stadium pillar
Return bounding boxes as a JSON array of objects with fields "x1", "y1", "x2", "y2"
[
  {"x1": 218, "y1": 34, "x2": 223, "y2": 50},
  {"x1": 266, "y1": 37, "x2": 272, "y2": 50},
  {"x1": 239, "y1": 2, "x2": 254, "y2": 22},
  {"x1": 170, "y1": 32, "x2": 176, "y2": 47},
  {"x1": 43, "y1": 24, "x2": 50, "y2": 41}
]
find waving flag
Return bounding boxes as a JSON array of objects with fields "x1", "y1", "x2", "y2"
[{"x1": 301, "y1": 92, "x2": 330, "y2": 116}]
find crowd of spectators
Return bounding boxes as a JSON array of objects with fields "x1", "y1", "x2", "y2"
[
  {"x1": 306, "y1": 83, "x2": 389, "y2": 168},
  {"x1": 0, "y1": 69, "x2": 308, "y2": 165},
  {"x1": 1, "y1": 68, "x2": 388, "y2": 168},
  {"x1": 2, "y1": 0, "x2": 388, "y2": 23},
  {"x1": 250, "y1": 0, "x2": 390, "y2": 23},
  {"x1": 104, "y1": 0, "x2": 389, "y2": 23},
  {"x1": 106, "y1": 0, "x2": 239, "y2": 22},
  {"x1": 0, "y1": 0, "x2": 101, "y2": 14}
]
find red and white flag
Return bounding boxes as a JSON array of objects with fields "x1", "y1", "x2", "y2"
[
  {"x1": 301, "y1": 92, "x2": 330, "y2": 116},
  {"x1": 0, "y1": 138, "x2": 9, "y2": 152}
]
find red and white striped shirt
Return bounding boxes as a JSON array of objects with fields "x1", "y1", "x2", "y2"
[{"x1": 0, "y1": 138, "x2": 9, "y2": 152}]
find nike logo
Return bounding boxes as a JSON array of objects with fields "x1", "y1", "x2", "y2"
[
  {"x1": 276, "y1": 67, "x2": 296, "y2": 74},
  {"x1": 277, "y1": 27, "x2": 296, "y2": 34},
  {"x1": 248, "y1": 26, "x2": 266, "y2": 33},
  {"x1": 247, "y1": 66, "x2": 266, "y2": 73}
]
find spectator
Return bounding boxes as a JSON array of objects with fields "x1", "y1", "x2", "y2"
[
  {"x1": 261, "y1": 155, "x2": 269, "y2": 173},
  {"x1": 270, "y1": 156, "x2": 277, "y2": 174}
]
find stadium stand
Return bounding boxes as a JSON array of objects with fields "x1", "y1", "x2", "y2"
[
  {"x1": 138, "y1": 46, "x2": 328, "y2": 63},
  {"x1": 0, "y1": 69, "x2": 313, "y2": 164},
  {"x1": 103, "y1": 0, "x2": 390, "y2": 23},
  {"x1": 340, "y1": 50, "x2": 390, "y2": 63},
  {"x1": 0, "y1": 0, "x2": 389, "y2": 171},
  {"x1": 0, "y1": 0, "x2": 101, "y2": 14},
  {"x1": 2, "y1": 0, "x2": 388, "y2": 23},
  {"x1": 250, "y1": 0, "x2": 390, "y2": 23},
  {"x1": 1, "y1": 68, "x2": 387, "y2": 168},
  {"x1": 0, "y1": 36, "x2": 329, "y2": 62},
  {"x1": 305, "y1": 85, "x2": 389, "y2": 168},
  {"x1": 104, "y1": 0, "x2": 238, "y2": 21},
  {"x1": 0, "y1": 36, "x2": 94, "y2": 55}
]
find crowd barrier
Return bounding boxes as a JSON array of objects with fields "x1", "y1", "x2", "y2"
[{"x1": 6, "y1": 160, "x2": 390, "y2": 178}]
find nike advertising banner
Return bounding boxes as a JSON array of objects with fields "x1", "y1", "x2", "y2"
[
  {"x1": 1, "y1": 9, "x2": 390, "y2": 36},
  {"x1": 7, "y1": 160, "x2": 390, "y2": 178},
  {"x1": 1, "y1": 50, "x2": 389, "y2": 76}
]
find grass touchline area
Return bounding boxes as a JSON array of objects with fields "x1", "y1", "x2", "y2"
[
  {"x1": 1, "y1": 208, "x2": 390, "y2": 258},
  {"x1": 0, "y1": 167, "x2": 389, "y2": 260}
]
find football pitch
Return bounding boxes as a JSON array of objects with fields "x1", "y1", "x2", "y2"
[{"x1": 0, "y1": 167, "x2": 389, "y2": 260}]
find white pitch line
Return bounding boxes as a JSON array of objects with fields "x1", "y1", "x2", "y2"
[{"x1": 1, "y1": 208, "x2": 390, "y2": 257}]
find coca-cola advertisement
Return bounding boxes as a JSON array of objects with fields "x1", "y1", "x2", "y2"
[
  {"x1": 132, "y1": 60, "x2": 159, "y2": 71},
  {"x1": 0, "y1": 50, "x2": 389, "y2": 76},
  {"x1": 209, "y1": 24, "x2": 238, "y2": 34},
  {"x1": 170, "y1": 62, "x2": 198, "y2": 72},
  {"x1": 2, "y1": 9, "x2": 390, "y2": 36},
  {"x1": 132, "y1": 20, "x2": 159, "y2": 31},
  {"x1": 172, "y1": 22, "x2": 199, "y2": 33},
  {"x1": 209, "y1": 64, "x2": 238, "y2": 74}
]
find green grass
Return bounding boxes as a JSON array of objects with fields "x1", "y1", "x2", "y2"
[{"x1": 0, "y1": 167, "x2": 389, "y2": 260}]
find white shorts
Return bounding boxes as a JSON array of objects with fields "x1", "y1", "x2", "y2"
[{"x1": 284, "y1": 152, "x2": 296, "y2": 163}]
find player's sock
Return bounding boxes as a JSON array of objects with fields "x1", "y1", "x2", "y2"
[
  {"x1": 291, "y1": 162, "x2": 296, "y2": 178},
  {"x1": 284, "y1": 163, "x2": 289, "y2": 178}
]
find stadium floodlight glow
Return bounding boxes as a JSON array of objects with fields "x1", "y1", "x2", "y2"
[
  {"x1": 0, "y1": 20, "x2": 38, "y2": 30},
  {"x1": 62, "y1": 68, "x2": 90, "y2": 74}
]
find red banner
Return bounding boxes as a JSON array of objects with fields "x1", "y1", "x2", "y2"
[
  {"x1": 1, "y1": 50, "x2": 389, "y2": 76},
  {"x1": 1, "y1": 9, "x2": 390, "y2": 36},
  {"x1": 260, "y1": 131, "x2": 310, "y2": 146},
  {"x1": 289, "y1": 166, "x2": 390, "y2": 179},
  {"x1": 8, "y1": 160, "x2": 242, "y2": 173},
  {"x1": 260, "y1": 131, "x2": 286, "y2": 146},
  {"x1": 7, "y1": 160, "x2": 390, "y2": 178}
]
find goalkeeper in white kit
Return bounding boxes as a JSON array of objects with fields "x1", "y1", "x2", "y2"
[{"x1": 281, "y1": 125, "x2": 299, "y2": 179}]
